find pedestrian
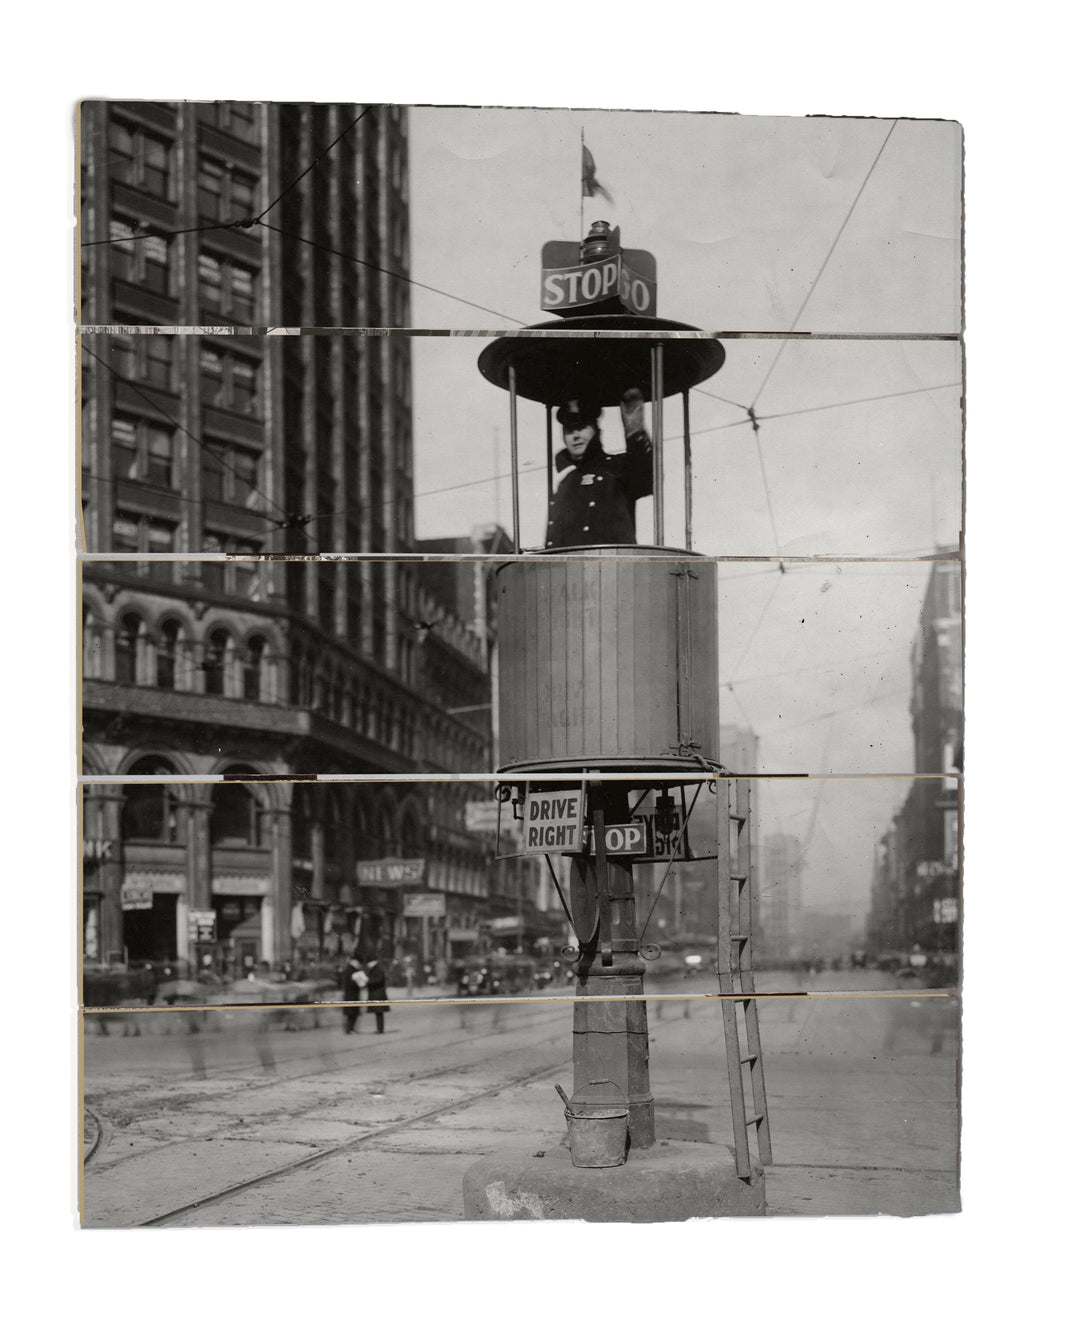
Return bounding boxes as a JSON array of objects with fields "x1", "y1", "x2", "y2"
[
  {"x1": 366, "y1": 956, "x2": 390, "y2": 1034},
  {"x1": 341, "y1": 955, "x2": 367, "y2": 1034},
  {"x1": 544, "y1": 389, "x2": 653, "y2": 549}
]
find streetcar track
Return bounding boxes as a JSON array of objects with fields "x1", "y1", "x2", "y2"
[
  {"x1": 138, "y1": 1050, "x2": 570, "y2": 1227},
  {"x1": 84, "y1": 1005, "x2": 566, "y2": 1122},
  {"x1": 85, "y1": 1014, "x2": 568, "y2": 1176},
  {"x1": 83, "y1": 1106, "x2": 104, "y2": 1165},
  {"x1": 83, "y1": 1003, "x2": 563, "y2": 1091}
]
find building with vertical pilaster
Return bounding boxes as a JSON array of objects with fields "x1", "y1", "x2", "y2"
[{"x1": 78, "y1": 103, "x2": 497, "y2": 977}]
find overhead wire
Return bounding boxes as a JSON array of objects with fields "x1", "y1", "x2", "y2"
[
  {"x1": 728, "y1": 119, "x2": 901, "y2": 560},
  {"x1": 80, "y1": 105, "x2": 374, "y2": 250},
  {"x1": 749, "y1": 119, "x2": 899, "y2": 413},
  {"x1": 255, "y1": 220, "x2": 528, "y2": 326},
  {"x1": 677, "y1": 381, "x2": 962, "y2": 440},
  {"x1": 80, "y1": 341, "x2": 304, "y2": 539},
  {"x1": 254, "y1": 105, "x2": 373, "y2": 223}
]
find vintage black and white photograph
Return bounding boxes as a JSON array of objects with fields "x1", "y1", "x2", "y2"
[
  {"x1": 77, "y1": 99, "x2": 962, "y2": 1226},
  {"x1": 81, "y1": 773, "x2": 959, "y2": 1225}
]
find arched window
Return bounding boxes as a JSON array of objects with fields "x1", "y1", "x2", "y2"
[
  {"x1": 115, "y1": 612, "x2": 143, "y2": 685},
  {"x1": 83, "y1": 606, "x2": 103, "y2": 680},
  {"x1": 243, "y1": 635, "x2": 266, "y2": 702},
  {"x1": 156, "y1": 618, "x2": 182, "y2": 689},
  {"x1": 204, "y1": 628, "x2": 229, "y2": 696},
  {"x1": 211, "y1": 774, "x2": 261, "y2": 846},
  {"x1": 121, "y1": 756, "x2": 179, "y2": 842}
]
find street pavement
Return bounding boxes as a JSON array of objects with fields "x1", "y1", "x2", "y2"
[{"x1": 80, "y1": 969, "x2": 960, "y2": 1225}]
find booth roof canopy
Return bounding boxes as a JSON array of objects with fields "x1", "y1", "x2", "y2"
[{"x1": 476, "y1": 316, "x2": 725, "y2": 407}]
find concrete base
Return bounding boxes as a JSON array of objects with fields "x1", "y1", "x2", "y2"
[{"x1": 463, "y1": 1140, "x2": 766, "y2": 1222}]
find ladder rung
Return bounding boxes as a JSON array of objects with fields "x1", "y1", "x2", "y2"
[
  {"x1": 730, "y1": 934, "x2": 749, "y2": 942},
  {"x1": 740, "y1": 1053, "x2": 757, "y2": 1064},
  {"x1": 746, "y1": 1113, "x2": 765, "y2": 1126}
]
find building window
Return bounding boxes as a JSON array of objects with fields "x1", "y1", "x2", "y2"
[
  {"x1": 204, "y1": 628, "x2": 230, "y2": 696},
  {"x1": 231, "y1": 545, "x2": 263, "y2": 600},
  {"x1": 243, "y1": 636, "x2": 266, "y2": 701},
  {"x1": 111, "y1": 510, "x2": 176, "y2": 572},
  {"x1": 142, "y1": 519, "x2": 176, "y2": 584},
  {"x1": 199, "y1": 345, "x2": 261, "y2": 415},
  {"x1": 115, "y1": 612, "x2": 144, "y2": 684},
  {"x1": 215, "y1": 102, "x2": 258, "y2": 142},
  {"x1": 198, "y1": 254, "x2": 223, "y2": 314},
  {"x1": 111, "y1": 417, "x2": 138, "y2": 480},
  {"x1": 211, "y1": 782, "x2": 261, "y2": 846},
  {"x1": 110, "y1": 415, "x2": 176, "y2": 490},
  {"x1": 109, "y1": 120, "x2": 173, "y2": 200},
  {"x1": 198, "y1": 252, "x2": 260, "y2": 323},
  {"x1": 156, "y1": 619, "x2": 182, "y2": 688},
  {"x1": 202, "y1": 439, "x2": 263, "y2": 508},
  {"x1": 145, "y1": 428, "x2": 174, "y2": 488},
  {"x1": 121, "y1": 768, "x2": 180, "y2": 843},
  {"x1": 145, "y1": 338, "x2": 173, "y2": 389},
  {"x1": 201, "y1": 532, "x2": 263, "y2": 597},
  {"x1": 111, "y1": 218, "x2": 172, "y2": 296},
  {"x1": 195, "y1": 154, "x2": 259, "y2": 219}
]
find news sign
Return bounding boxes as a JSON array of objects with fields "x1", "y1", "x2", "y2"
[{"x1": 357, "y1": 858, "x2": 426, "y2": 887}]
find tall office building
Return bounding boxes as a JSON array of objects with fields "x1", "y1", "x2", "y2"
[
  {"x1": 866, "y1": 558, "x2": 961, "y2": 956},
  {"x1": 78, "y1": 103, "x2": 497, "y2": 973}
]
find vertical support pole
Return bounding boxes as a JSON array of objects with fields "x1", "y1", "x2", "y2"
[
  {"x1": 650, "y1": 344, "x2": 665, "y2": 546},
  {"x1": 572, "y1": 782, "x2": 655, "y2": 1149},
  {"x1": 508, "y1": 362, "x2": 521, "y2": 553},
  {"x1": 545, "y1": 404, "x2": 554, "y2": 505},
  {"x1": 683, "y1": 389, "x2": 693, "y2": 551}
]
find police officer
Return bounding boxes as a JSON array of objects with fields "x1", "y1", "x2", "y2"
[{"x1": 545, "y1": 389, "x2": 652, "y2": 549}]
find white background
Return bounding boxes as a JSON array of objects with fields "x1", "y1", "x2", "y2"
[{"x1": 2, "y1": 4, "x2": 1074, "y2": 1326}]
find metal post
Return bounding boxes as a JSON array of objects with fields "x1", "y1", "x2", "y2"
[
  {"x1": 571, "y1": 782, "x2": 655, "y2": 1149},
  {"x1": 650, "y1": 344, "x2": 665, "y2": 546},
  {"x1": 546, "y1": 404, "x2": 554, "y2": 505},
  {"x1": 508, "y1": 362, "x2": 521, "y2": 553},
  {"x1": 683, "y1": 389, "x2": 692, "y2": 551}
]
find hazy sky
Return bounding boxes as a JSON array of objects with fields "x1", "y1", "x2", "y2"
[{"x1": 402, "y1": 107, "x2": 961, "y2": 913}]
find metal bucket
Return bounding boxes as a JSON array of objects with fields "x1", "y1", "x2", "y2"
[{"x1": 564, "y1": 1106, "x2": 630, "y2": 1168}]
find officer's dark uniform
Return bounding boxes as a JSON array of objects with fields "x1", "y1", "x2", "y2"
[{"x1": 545, "y1": 429, "x2": 653, "y2": 548}]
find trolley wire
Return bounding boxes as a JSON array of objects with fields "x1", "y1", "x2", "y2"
[
  {"x1": 255, "y1": 220, "x2": 528, "y2": 326},
  {"x1": 81, "y1": 342, "x2": 290, "y2": 529},
  {"x1": 254, "y1": 105, "x2": 373, "y2": 224},
  {"x1": 749, "y1": 120, "x2": 899, "y2": 413},
  {"x1": 80, "y1": 106, "x2": 374, "y2": 250},
  {"x1": 682, "y1": 381, "x2": 961, "y2": 440}
]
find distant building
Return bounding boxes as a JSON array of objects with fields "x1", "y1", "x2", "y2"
[
  {"x1": 759, "y1": 833, "x2": 804, "y2": 963},
  {"x1": 631, "y1": 725, "x2": 761, "y2": 944},
  {"x1": 866, "y1": 558, "x2": 961, "y2": 956}
]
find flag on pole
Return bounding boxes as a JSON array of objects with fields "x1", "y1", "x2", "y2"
[{"x1": 582, "y1": 143, "x2": 614, "y2": 204}]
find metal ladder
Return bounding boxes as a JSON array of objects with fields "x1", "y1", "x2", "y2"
[{"x1": 716, "y1": 776, "x2": 773, "y2": 1180}]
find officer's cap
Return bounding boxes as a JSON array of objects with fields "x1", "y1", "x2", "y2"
[{"x1": 556, "y1": 398, "x2": 601, "y2": 428}]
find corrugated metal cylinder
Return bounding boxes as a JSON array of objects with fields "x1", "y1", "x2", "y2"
[{"x1": 496, "y1": 549, "x2": 719, "y2": 772}]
